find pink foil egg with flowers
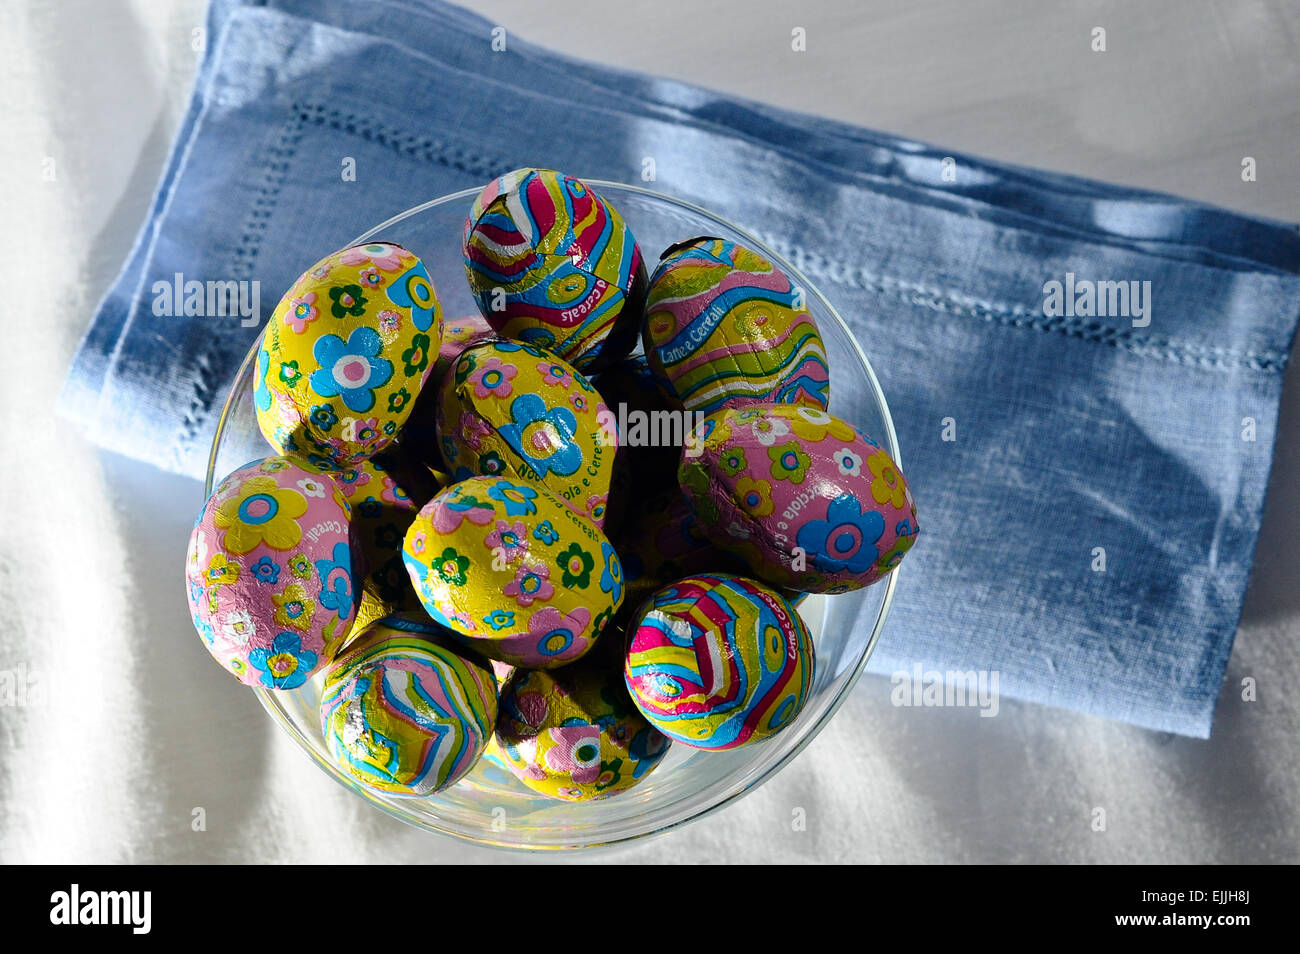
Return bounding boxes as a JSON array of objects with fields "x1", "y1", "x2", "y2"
[
  {"x1": 186, "y1": 457, "x2": 359, "y2": 688},
  {"x1": 678, "y1": 403, "x2": 919, "y2": 594}
]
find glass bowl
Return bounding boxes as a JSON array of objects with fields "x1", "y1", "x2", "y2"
[{"x1": 206, "y1": 180, "x2": 901, "y2": 850}]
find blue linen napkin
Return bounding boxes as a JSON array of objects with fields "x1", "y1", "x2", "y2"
[{"x1": 60, "y1": 0, "x2": 1300, "y2": 737}]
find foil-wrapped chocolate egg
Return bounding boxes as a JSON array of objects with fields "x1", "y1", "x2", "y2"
[
  {"x1": 320, "y1": 620, "x2": 497, "y2": 795},
  {"x1": 435, "y1": 340, "x2": 615, "y2": 528},
  {"x1": 624, "y1": 574, "x2": 814, "y2": 749},
  {"x1": 462, "y1": 169, "x2": 646, "y2": 371},
  {"x1": 496, "y1": 641, "x2": 670, "y2": 801},
  {"x1": 642, "y1": 237, "x2": 829, "y2": 414},
  {"x1": 402, "y1": 476, "x2": 624, "y2": 668},
  {"x1": 255, "y1": 242, "x2": 443, "y2": 470},
  {"x1": 679, "y1": 404, "x2": 918, "y2": 593},
  {"x1": 185, "y1": 457, "x2": 358, "y2": 688}
]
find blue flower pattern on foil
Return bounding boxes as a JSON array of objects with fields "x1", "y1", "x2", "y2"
[
  {"x1": 796, "y1": 493, "x2": 885, "y2": 574},
  {"x1": 498, "y1": 393, "x2": 581, "y2": 478},
  {"x1": 314, "y1": 541, "x2": 355, "y2": 620},
  {"x1": 309, "y1": 328, "x2": 393, "y2": 412},
  {"x1": 599, "y1": 540, "x2": 623, "y2": 605},
  {"x1": 487, "y1": 479, "x2": 539, "y2": 516},
  {"x1": 248, "y1": 631, "x2": 317, "y2": 690},
  {"x1": 250, "y1": 555, "x2": 280, "y2": 584},
  {"x1": 254, "y1": 347, "x2": 273, "y2": 412},
  {"x1": 383, "y1": 261, "x2": 438, "y2": 332}
]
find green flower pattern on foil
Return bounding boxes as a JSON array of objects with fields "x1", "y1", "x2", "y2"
[
  {"x1": 768, "y1": 441, "x2": 811, "y2": 484},
  {"x1": 559, "y1": 542, "x2": 594, "y2": 589},
  {"x1": 435, "y1": 547, "x2": 470, "y2": 587}
]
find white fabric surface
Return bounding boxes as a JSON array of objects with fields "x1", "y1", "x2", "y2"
[{"x1": 2, "y1": 0, "x2": 1297, "y2": 863}]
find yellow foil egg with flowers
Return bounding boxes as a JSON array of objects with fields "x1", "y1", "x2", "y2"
[
  {"x1": 255, "y1": 242, "x2": 443, "y2": 471},
  {"x1": 434, "y1": 340, "x2": 616, "y2": 528},
  {"x1": 401, "y1": 475, "x2": 624, "y2": 669}
]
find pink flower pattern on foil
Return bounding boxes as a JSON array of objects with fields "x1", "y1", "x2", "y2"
[
  {"x1": 356, "y1": 265, "x2": 384, "y2": 288},
  {"x1": 341, "y1": 417, "x2": 381, "y2": 447},
  {"x1": 467, "y1": 356, "x2": 517, "y2": 399},
  {"x1": 283, "y1": 292, "x2": 318, "y2": 334},
  {"x1": 334, "y1": 466, "x2": 372, "y2": 498},
  {"x1": 460, "y1": 411, "x2": 491, "y2": 450},
  {"x1": 537, "y1": 361, "x2": 572, "y2": 389},
  {"x1": 494, "y1": 605, "x2": 591, "y2": 663},
  {"x1": 440, "y1": 603, "x2": 477, "y2": 635},
  {"x1": 485, "y1": 520, "x2": 528, "y2": 563},
  {"x1": 542, "y1": 725, "x2": 602, "y2": 784},
  {"x1": 504, "y1": 563, "x2": 553, "y2": 607},
  {"x1": 381, "y1": 476, "x2": 412, "y2": 510},
  {"x1": 340, "y1": 243, "x2": 407, "y2": 272},
  {"x1": 431, "y1": 498, "x2": 495, "y2": 534}
]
